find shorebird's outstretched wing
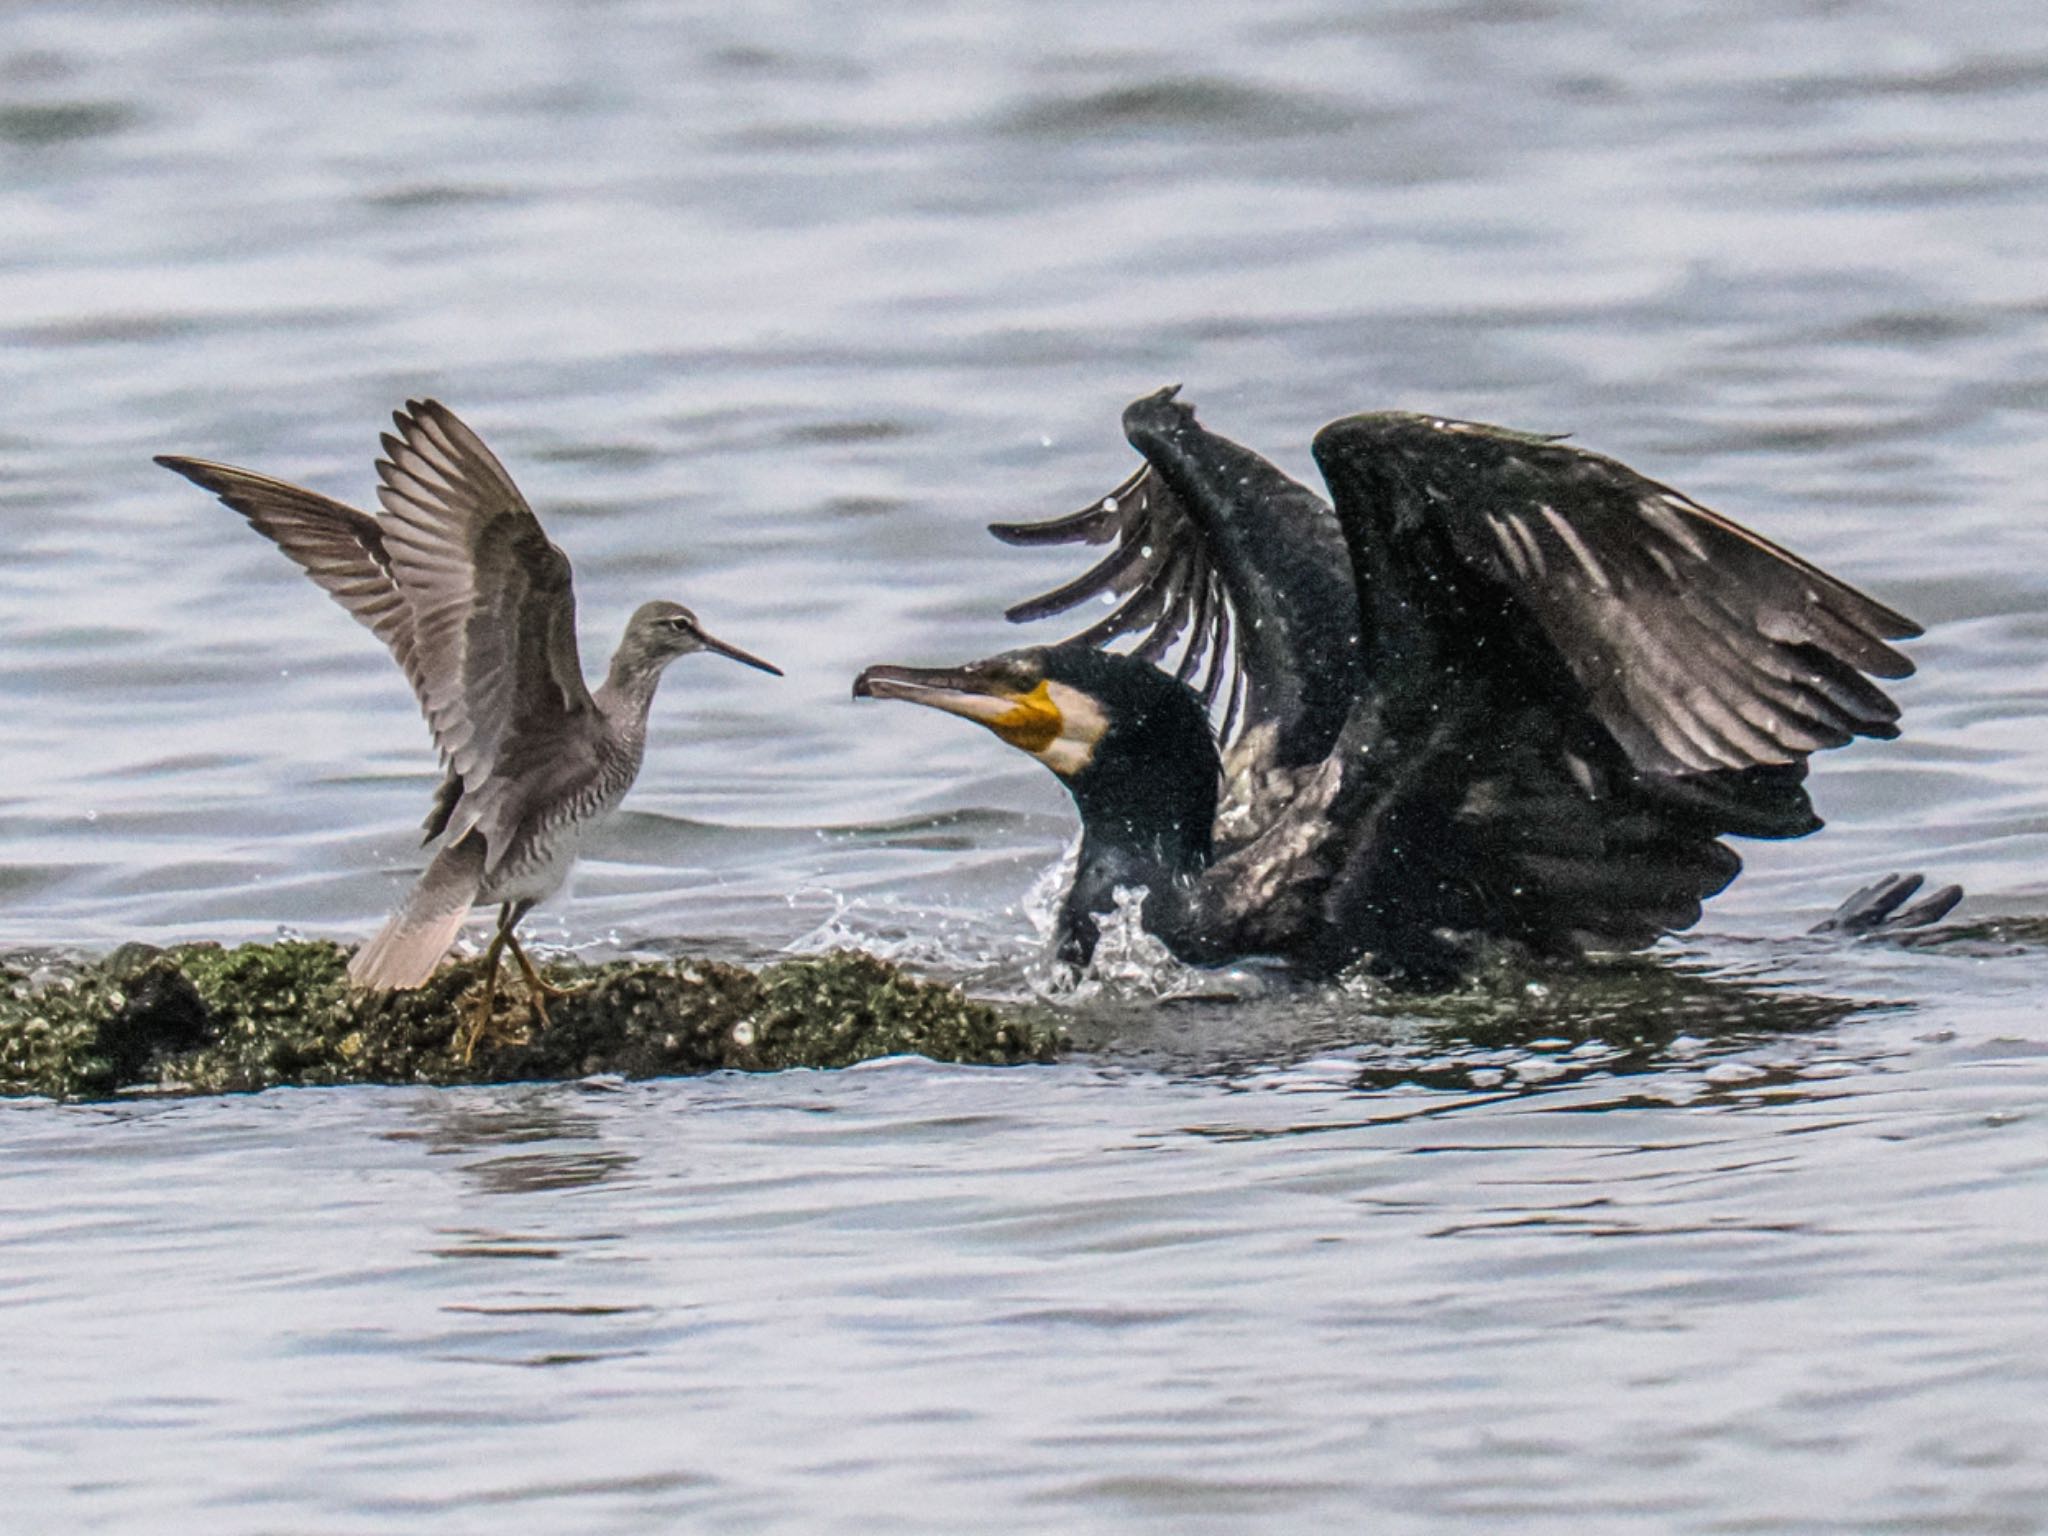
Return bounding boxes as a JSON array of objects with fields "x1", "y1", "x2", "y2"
[
  {"x1": 1311, "y1": 412, "x2": 1919, "y2": 777},
  {"x1": 161, "y1": 401, "x2": 595, "y2": 796},
  {"x1": 370, "y1": 399, "x2": 595, "y2": 791},
  {"x1": 153, "y1": 457, "x2": 434, "y2": 713},
  {"x1": 991, "y1": 387, "x2": 1364, "y2": 774}
]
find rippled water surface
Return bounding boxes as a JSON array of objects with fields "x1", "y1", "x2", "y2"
[{"x1": 3, "y1": 1, "x2": 2047, "y2": 1529}]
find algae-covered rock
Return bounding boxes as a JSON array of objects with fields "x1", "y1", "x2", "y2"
[
  {"x1": 743, "y1": 950, "x2": 1046, "y2": 1070},
  {"x1": 1, "y1": 947, "x2": 192, "y2": 1099},
  {"x1": 0, "y1": 941, "x2": 1064, "y2": 1101}
]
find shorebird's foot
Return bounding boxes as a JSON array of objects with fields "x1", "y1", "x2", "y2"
[
  {"x1": 446, "y1": 935, "x2": 576, "y2": 1053},
  {"x1": 506, "y1": 934, "x2": 584, "y2": 1016},
  {"x1": 521, "y1": 985, "x2": 553, "y2": 1032},
  {"x1": 454, "y1": 994, "x2": 533, "y2": 1063},
  {"x1": 452, "y1": 932, "x2": 532, "y2": 1063}
]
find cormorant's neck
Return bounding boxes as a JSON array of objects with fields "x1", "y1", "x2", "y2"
[
  {"x1": 1057, "y1": 749, "x2": 1218, "y2": 965},
  {"x1": 1072, "y1": 792, "x2": 1213, "y2": 876}
]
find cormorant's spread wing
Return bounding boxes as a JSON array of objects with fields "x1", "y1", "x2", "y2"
[
  {"x1": 154, "y1": 457, "x2": 427, "y2": 702},
  {"x1": 1192, "y1": 696, "x2": 1818, "y2": 981},
  {"x1": 992, "y1": 447, "x2": 1239, "y2": 715},
  {"x1": 373, "y1": 400, "x2": 594, "y2": 793},
  {"x1": 1312, "y1": 413, "x2": 1919, "y2": 777},
  {"x1": 992, "y1": 388, "x2": 1363, "y2": 763}
]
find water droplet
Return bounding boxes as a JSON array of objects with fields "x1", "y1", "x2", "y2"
[{"x1": 1703, "y1": 1060, "x2": 1767, "y2": 1085}]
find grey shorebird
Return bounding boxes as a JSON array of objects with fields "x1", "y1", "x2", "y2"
[{"x1": 158, "y1": 400, "x2": 780, "y2": 1033}]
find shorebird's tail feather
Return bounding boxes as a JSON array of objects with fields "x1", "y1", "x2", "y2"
[{"x1": 348, "y1": 832, "x2": 486, "y2": 990}]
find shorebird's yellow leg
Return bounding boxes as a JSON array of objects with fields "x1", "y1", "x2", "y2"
[
  {"x1": 456, "y1": 909, "x2": 526, "y2": 1061},
  {"x1": 505, "y1": 931, "x2": 586, "y2": 1024}
]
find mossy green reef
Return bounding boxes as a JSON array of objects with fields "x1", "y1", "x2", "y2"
[{"x1": 0, "y1": 941, "x2": 1065, "y2": 1101}]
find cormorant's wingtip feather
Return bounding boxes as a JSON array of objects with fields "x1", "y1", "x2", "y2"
[
  {"x1": 988, "y1": 502, "x2": 1123, "y2": 547},
  {"x1": 1004, "y1": 583, "x2": 1095, "y2": 624},
  {"x1": 1831, "y1": 583, "x2": 1922, "y2": 647},
  {"x1": 989, "y1": 518, "x2": 1059, "y2": 546}
]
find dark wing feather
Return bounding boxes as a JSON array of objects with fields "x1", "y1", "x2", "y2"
[
  {"x1": 990, "y1": 461, "x2": 1145, "y2": 548},
  {"x1": 1311, "y1": 412, "x2": 1919, "y2": 777},
  {"x1": 998, "y1": 525, "x2": 1154, "y2": 626},
  {"x1": 992, "y1": 459, "x2": 1238, "y2": 693},
  {"x1": 1192, "y1": 697, "x2": 1820, "y2": 981},
  {"x1": 993, "y1": 387, "x2": 1363, "y2": 770}
]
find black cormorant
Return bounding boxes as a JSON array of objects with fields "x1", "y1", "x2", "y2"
[{"x1": 855, "y1": 388, "x2": 1953, "y2": 982}]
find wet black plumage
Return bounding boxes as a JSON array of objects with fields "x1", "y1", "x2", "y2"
[{"x1": 866, "y1": 387, "x2": 1929, "y2": 982}]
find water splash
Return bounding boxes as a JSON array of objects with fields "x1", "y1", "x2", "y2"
[
  {"x1": 1026, "y1": 885, "x2": 1275, "y2": 1005},
  {"x1": 1017, "y1": 838, "x2": 1079, "y2": 950},
  {"x1": 783, "y1": 886, "x2": 1028, "y2": 974}
]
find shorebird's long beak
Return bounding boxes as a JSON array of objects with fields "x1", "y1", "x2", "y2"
[{"x1": 698, "y1": 628, "x2": 783, "y2": 676}]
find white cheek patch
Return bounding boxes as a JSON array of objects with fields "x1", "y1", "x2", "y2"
[{"x1": 1034, "y1": 680, "x2": 1110, "y2": 776}]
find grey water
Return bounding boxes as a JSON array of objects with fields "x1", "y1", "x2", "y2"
[{"x1": 2, "y1": 0, "x2": 2046, "y2": 1529}]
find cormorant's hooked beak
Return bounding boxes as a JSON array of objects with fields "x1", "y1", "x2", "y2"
[
  {"x1": 697, "y1": 627, "x2": 783, "y2": 676},
  {"x1": 853, "y1": 661, "x2": 1105, "y2": 773},
  {"x1": 853, "y1": 664, "x2": 1059, "y2": 745}
]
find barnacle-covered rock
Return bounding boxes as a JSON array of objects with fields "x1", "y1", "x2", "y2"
[{"x1": 0, "y1": 941, "x2": 1064, "y2": 1101}]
